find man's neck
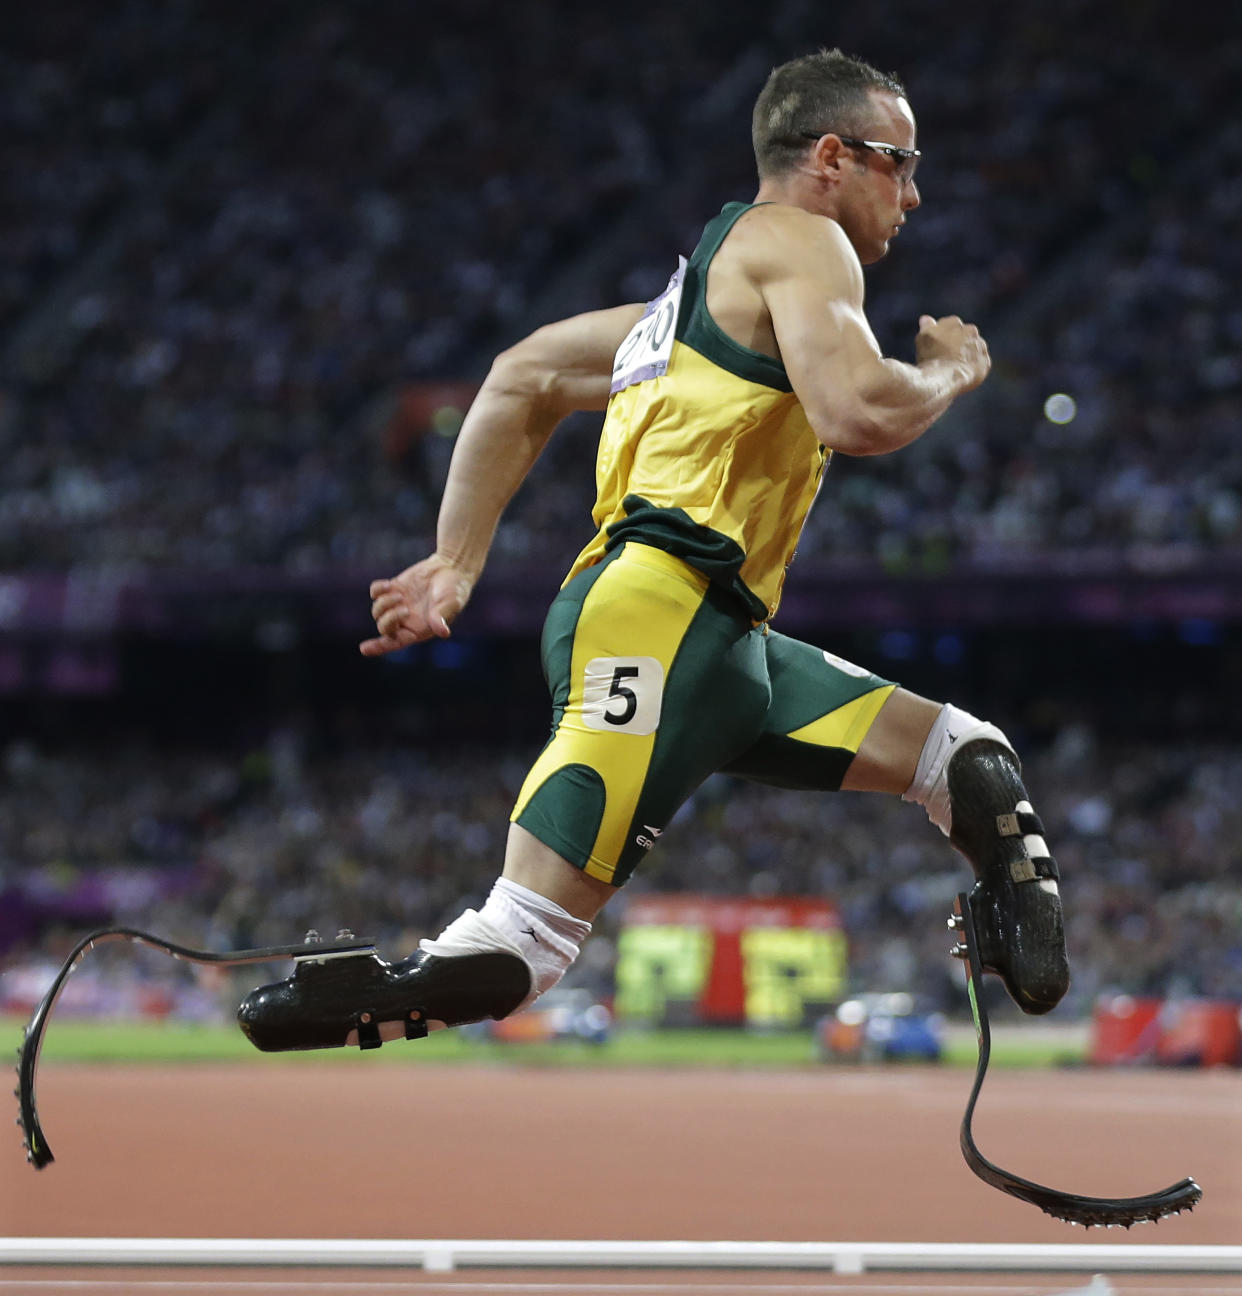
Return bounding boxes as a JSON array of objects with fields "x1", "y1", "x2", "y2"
[{"x1": 753, "y1": 173, "x2": 826, "y2": 216}]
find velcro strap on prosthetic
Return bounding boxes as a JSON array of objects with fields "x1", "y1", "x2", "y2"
[
  {"x1": 1006, "y1": 855, "x2": 1060, "y2": 884},
  {"x1": 996, "y1": 807, "x2": 1059, "y2": 884},
  {"x1": 997, "y1": 809, "x2": 1045, "y2": 838},
  {"x1": 355, "y1": 1015, "x2": 382, "y2": 1050}
]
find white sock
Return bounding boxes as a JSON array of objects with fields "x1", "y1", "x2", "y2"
[
  {"x1": 420, "y1": 877, "x2": 592, "y2": 1012},
  {"x1": 901, "y1": 703, "x2": 1011, "y2": 836}
]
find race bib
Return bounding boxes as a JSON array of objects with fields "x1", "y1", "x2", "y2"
[
  {"x1": 610, "y1": 257, "x2": 686, "y2": 394},
  {"x1": 582, "y1": 656, "x2": 664, "y2": 735}
]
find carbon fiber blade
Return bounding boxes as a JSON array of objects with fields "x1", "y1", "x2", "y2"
[
  {"x1": 15, "y1": 927, "x2": 375, "y2": 1170},
  {"x1": 951, "y1": 892, "x2": 1201, "y2": 1226}
]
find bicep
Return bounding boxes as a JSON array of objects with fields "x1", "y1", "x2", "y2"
[
  {"x1": 769, "y1": 280, "x2": 887, "y2": 410},
  {"x1": 761, "y1": 239, "x2": 891, "y2": 444},
  {"x1": 496, "y1": 304, "x2": 646, "y2": 414}
]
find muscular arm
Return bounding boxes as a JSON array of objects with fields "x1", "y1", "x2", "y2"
[
  {"x1": 754, "y1": 207, "x2": 989, "y2": 455},
  {"x1": 435, "y1": 304, "x2": 642, "y2": 578},
  {"x1": 361, "y1": 304, "x2": 643, "y2": 654}
]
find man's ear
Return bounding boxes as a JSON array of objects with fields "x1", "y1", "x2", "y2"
[{"x1": 809, "y1": 133, "x2": 848, "y2": 182}]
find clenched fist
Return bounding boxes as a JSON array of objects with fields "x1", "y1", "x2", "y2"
[{"x1": 916, "y1": 314, "x2": 991, "y2": 391}]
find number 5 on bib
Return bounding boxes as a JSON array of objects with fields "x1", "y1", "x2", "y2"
[{"x1": 582, "y1": 656, "x2": 664, "y2": 735}]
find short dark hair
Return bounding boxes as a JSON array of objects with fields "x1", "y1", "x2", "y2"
[{"x1": 752, "y1": 48, "x2": 908, "y2": 179}]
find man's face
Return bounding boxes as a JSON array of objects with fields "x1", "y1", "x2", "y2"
[{"x1": 833, "y1": 91, "x2": 922, "y2": 265}]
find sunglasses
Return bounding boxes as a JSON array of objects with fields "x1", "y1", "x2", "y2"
[{"x1": 796, "y1": 132, "x2": 921, "y2": 184}]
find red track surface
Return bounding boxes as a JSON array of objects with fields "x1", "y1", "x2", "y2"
[{"x1": 2, "y1": 1061, "x2": 1238, "y2": 1293}]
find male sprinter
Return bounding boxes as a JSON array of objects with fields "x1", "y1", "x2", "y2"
[{"x1": 239, "y1": 48, "x2": 1068, "y2": 1051}]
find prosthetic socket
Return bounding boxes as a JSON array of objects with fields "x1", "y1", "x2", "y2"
[{"x1": 904, "y1": 705, "x2": 1069, "y2": 1014}]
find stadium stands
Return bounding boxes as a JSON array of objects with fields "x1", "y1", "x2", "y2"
[{"x1": 1, "y1": 1, "x2": 1238, "y2": 1016}]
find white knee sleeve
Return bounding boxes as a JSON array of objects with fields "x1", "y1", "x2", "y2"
[
  {"x1": 420, "y1": 877, "x2": 592, "y2": 1012},
  {"x1": 901, "y1": 703, "x2": 1012, "y2": 836}
]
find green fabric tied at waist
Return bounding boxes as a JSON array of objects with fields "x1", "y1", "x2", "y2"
[{"x1": 604, "y1": 494, "x2": 769, "y2": 622}]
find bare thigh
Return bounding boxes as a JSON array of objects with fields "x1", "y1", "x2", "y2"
[
  {"x1": 840, "y1": 687, "x2": 940, "y2": 796},
  {"x1": 502, "y1": 822, "x2": 617, "y2": 921}
]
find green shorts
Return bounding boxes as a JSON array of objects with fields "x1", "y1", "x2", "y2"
[{"x1": 510, "y1": 543, "x2": 895, "y2": 885}]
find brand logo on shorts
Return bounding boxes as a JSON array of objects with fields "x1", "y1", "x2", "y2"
[
  {"x1": 822, "y1": 650, "x2": 872, "y2": 679},
  {"x1": 635, "y1": 825, "x2": 663, "y2": 851}
]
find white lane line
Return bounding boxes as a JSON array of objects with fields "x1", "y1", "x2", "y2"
[{"x1": 2, "y1": 1280, "x2": 1240, "y2": 1295}]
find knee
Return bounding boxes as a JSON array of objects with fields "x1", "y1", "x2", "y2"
[{"x1": 902, "y1": 703, "x2": 1014, "y2": 835}]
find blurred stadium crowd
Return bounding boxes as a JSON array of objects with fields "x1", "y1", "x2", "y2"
[
  {"x1": 2, "y1": 728, "x2": 1240, "y2": 1020},
  {"x1": 2, "y1": 0, "x2": 1238, "y2": 575},
  {"x1": 1, "y1": 2, "x2": 1239, "y2": 1020}
]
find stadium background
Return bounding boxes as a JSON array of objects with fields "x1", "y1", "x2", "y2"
[{"x1": 0, "y1": 1, "x2": 1240, "y2": 1066}]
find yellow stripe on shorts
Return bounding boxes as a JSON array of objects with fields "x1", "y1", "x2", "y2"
[
  {"x1": 784, "y1": 683, "x2": 894, "y2": 753},
  {"x1": 512, "y1": 545, "x2": 709, "y2": 884}
]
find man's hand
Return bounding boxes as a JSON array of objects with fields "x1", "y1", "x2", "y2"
[
  {"x1": 915, "y1": 314, "x2": 991, "y2": 392},
  {"x1": 359, "y1": 555, "x2": 475, "y2": 656}
]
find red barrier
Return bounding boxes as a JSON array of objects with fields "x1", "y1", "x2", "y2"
[
  {"x1": 1155, "y1": 999, "x2": 1242, "y2": 1067},
  {"x1": 1091, "y1": 994, "x2": 1242, "y2": 1067},
  {"x1": 1090, "y1": 996, "x2": 1162, "y2": 1065}
]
